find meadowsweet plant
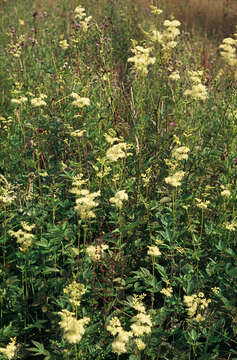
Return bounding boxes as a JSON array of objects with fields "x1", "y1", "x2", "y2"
[
  {"x1": 169, "y1": 70, "x2": 180, "y2": 81},
  {"x1": 184, "y1": 70, "x2": 208, "y2": 101},
  {"x1": 70, "y1": 129, "x2": 86, "y2": 138},
  {"x1": 147, "y1": 243, "x2": 162, "y2": 308},
  {"x1": 184, "y1": 292, "x2": 211, "y2": 322},
  {"x1": 219, "y1": 30, "x2": 237, "y2": 78},
  {"x1": 8, "y1": 222, "x2": 35, "y2": 252},
  {"x1": 0, "y1": 0, "x2": 237, "y2": 359},
  {"x1": 58, "y1": 309, "x2": 90, "y2": 344},
  {"x1": 74, "y1": 5, "x2": 92, "y2": 32},
  {"x1": 107, "y1": 294, "x2": 152, "y2": 358},
  {"x1": 195, "y1": 197, "x2": 210, "y2": 240},
  {"x1": 164, "y1": 137, "x2": 190, "y2": 218},
  {"x1": 0, "y1": 337, "x2": 17, "y2": 360},
  {"x1": 224, "y1": 218, "x2": 237, "y2": 231},
  {"x1": 149, "y1": 5, "x2": 163, "y2": 16},
  {"x1": 59, "y1": 39, "x2": 69, "y2": 51},
  {"x1": 220, "y1": 184, "x2": 231, "y2": 198},
  {"x1": 74, "y1": 189, "x2": 100, "y2": 221},
  {"x1": 31, "y1": 94, "x2": 47, "y2": 107},
  {"x1": 11, "y1": 96, "x2": 28, "y2": 106},
  {"x1": 128, "y1": 42, "x2": 156, "y2": 76},
  {"x1": 70, "y1": 173, "x2": 100, "y2": 221},
  {"x1": 86, "y1": 244, "x2": 109, "y2": 261},
  {"x1": 148, "y1": 16, "x2": 181, "y2": 63},
  {"x1": 109, "y1": 190, "x2": 128, "y2": 210},
  {"x1": 63, "y1": 281, "x2": 86, "y2": 308},
  {"x1": 104, "y1": 129, "x2": 133, "y2": 166},
  {"x1": 70, "y1": 92, "x2": 90, "y2": 108},
  {"x1": 0, "y1": 175, "x2": 16, "y2": 206},
  {"x1": 107, "y1": 317, "x2": 132, "y2": 356},
  {"x1": 160, "y1": 285, "x2": 173, "y2": 298},
  {"x1": 147, "y1": 245, "x2": 161, "y2": 257},
  {"x1": 106, "y1": 142, "x2": 132, "y2": 162},
  {"x1": 165, "y1": 170, "x2": 185, "y2": 187}
]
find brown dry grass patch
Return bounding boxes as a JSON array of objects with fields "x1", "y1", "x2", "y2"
[{"x1": 163, "y1": 0, "x2": 237, "y2": 37}]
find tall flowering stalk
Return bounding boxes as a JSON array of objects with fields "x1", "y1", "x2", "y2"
[
  {"x1": 195, "y1": 198, "x2": 210, "y2": 242},
  {"x1": 218, "y1": 30, "x2": 237, "y2": 80},
  {"x1": 184, "y1": 70, "x2": 208, "y2": 101},
  {"x1": 148, "y1": 16, "x2": 181, "y2": 64},
  {"x1": 128, "y1": 42, "x2": 155, "y2": 169},
  {"x1": 128, "y1": 43, "x2": 155, "y2": 76},
  {"x1": 70, "y1": 173, "x2": 100, "y2": 259},
  {"x1": 147, "y1": 244, "x2": 161, "y2": 308},
  {"x1": 164, "y1": 137, "x2": 190, "y2": 220},
  {"x1": 110, "y1": 189, "x2": 128, "y2": 276},
  {"x1": 0, "y1": 175, "x2": 16, "y2": 267},
  {"x1": 107, "y1": 295, "x2": 152, "y2": 358},
  {"x1": 8, "y1": 222, "x2": 35, "y2": 302},
  {"x1": 59, "y1": 282, "x2": 89, "y2": 358}
]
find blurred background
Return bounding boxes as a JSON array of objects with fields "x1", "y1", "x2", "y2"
[{"x1": 141, "y1": 0, "x2": 237, "y2": 38}]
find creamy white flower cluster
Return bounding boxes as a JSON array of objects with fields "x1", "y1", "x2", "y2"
[
  {"x1": 63, "y1": 281, "x2": 86, "y2": 307},
  {"x1": 8, "y1": 222, "x2": 35, "y2": 252},
  {"x1": 165, "y1": 137, "x2": 190, "y2": 187},
  {"x1": 107, "y1": 294, "x2": 152, "y2": 356},
  {"x1": 0, "y1": 337, "x2": 17, "y2": 360},
  {"x1": 70, "y1": 92, "x2": 90, "y2": 108},
  {"x1": 219, "y1": 36, "x2": 237, "y2": 67},
  {"x1": 74, "y1": 5, "x2": 92, "y2": 32},
  {"x1": 184, "y1": 70, "x2": 208, "y2": 101},
  {"x1": 70, "y1": 173, "x2": 100, "y2": 220},
  {"x1": 105, "y1": 128, "x2": 133, "y2": 162},
  {"x1": 0, "y1": 174, "x2": 16, "y2": 205},
  {"x1": 128, "y1": 43, "x2": 156, "y2": 75},
  {"x1": 149, "y1": 19, "x2": 181, "y2": 51},
  {"x1": 184, "y1": 292, "x2": 211, "y2": 322},
  {"x1": 86, "y1": 244, "x2": 109, "y2": 261},
  {"x1": 59, "y1": 309, "x2": 90, "y2": 343}
]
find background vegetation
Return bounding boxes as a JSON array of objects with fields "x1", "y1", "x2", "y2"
[{"x1": 0, "y1": 0, "x2": 236, "y2": 359}]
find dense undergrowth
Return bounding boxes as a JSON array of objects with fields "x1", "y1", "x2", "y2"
[{"x1": 0, "y1": 0, "x2": 236, "y2": 359}]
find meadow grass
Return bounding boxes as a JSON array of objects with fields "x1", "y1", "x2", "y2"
[{"x1": 0, "y1": 0, "x2": 236, "y2": 359}]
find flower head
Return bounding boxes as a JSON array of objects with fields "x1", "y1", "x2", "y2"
[
  {"x1": 195, "y1": 198, "x2": 210, "y2": 210},
  {"x1": 59, "y1": 39, "x2": 69, "y2": 50},
  {"x1": 165, "y1": 170, "x2": 185, "y2": 187},
  {"x1": 31, "y1": 94, "x2": 47, "y2": 107},
  {"x1": 184, "y1": 71, "x2": 208, "y2": 101},
  {"x1": 71, "y1": 93, "x2": 90, "y2": 108},
  {"x1": 128, "y1": 44, "x2": 155, "y2": 75},
  {"x1": 150, "y1": 5, "x2": 163, "y2": 15},
  {"x1": 0, "y1": 338, "x2": 17, "y2": 360},
  {"x1": 8, "y1": 222, "x2": 35, "y2": 252},
  {"x1": 106, "y1": 142, "x2": 132, "y2": 162},
  {"x1": 111, "y1": 340, "x2": 126, "y2": 355},
  {"x1": 160, "y1": 286, "x2": 173, "y2": 297},
  {"x1": 169, "y1": 70, "x2": 180, "y2": 81},
  {"x1": 86, "y1": 244, "x2": 109, "y2": 261},
  {"x1": 171, "y1": 146, "x2": 190, "y2": 161},
  {"x1": 63, "y1": 281, "x2": 86, "y2": 307},
  {"x1": 110, "y1": 190, "x2": 128, "y2": 209},
  {"x1": 59, "y1": 309, "x2": 90, "y2": 343},
  {"x1": 147, "y1": 245, "x2": 161, "y2": 257},
  {"x1": 220, "y1": 185, "x2": 231, "y2": 197},
  {"x1": 75, "y1": 190, "x2": 100, "y2": 220}
]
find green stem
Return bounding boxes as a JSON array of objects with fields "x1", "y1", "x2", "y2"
[
  {"x1": 151, "y1": 256, "x2": 155, "y2": 309},
  {"x1": 200, "y1": 209, "x2": 204, "y2": 242}
]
